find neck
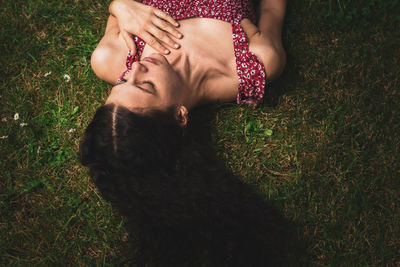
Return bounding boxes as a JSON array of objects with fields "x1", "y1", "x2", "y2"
[{"x1": 169, "y1": 51, "x2": 214, "y2": 110}]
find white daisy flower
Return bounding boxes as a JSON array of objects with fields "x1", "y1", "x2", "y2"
[
  {"x1": 1, "y1": 135, "x2": 8, "y2": 139},
  {"x1": 63, "y1": 74, "x2": 71, "y2": 82},
  {"x1": 14, "y1": 113, "x2": 19, "y2": 120},
  {"x1": 44, "y1": 71, "x2": 52, "y2": 77},
  {"x1": 20, "y1": 122, "x2": 28, "y2": 127}
]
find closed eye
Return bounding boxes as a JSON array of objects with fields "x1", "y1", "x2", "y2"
[
  {"x1": 143, "y1": 81, "x2": 156, "y2": 94},
  {"x1": 118, "y1": 79, "x2": 156, "y2": 95}
]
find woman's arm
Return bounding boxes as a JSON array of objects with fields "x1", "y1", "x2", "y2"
[
  {"x1": 244, "y1": 0, "x2": 287, "y2": 81},
  {"x1": 258, "y1": 0, "x2": 287, "y2": 39},
  {"x1": 91, "y1": 15, "x2": 129, "y2": 84}
]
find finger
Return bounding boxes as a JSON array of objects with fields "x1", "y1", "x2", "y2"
[
  {"x1": 149, "y1": 25, "x2": 180, "y2": 49},
  {"x1": 152, "y1": 19, "x2": 183, "y2": 40},
  {"x1": 121, "y1": 31, "x2": 136, "y2": 54},
  {"x1": 153, "y1": 8, "x2": 180, "y2": 28},
  {"x1": 142, "y1": 32, "x2": 170, "y2": 55}
]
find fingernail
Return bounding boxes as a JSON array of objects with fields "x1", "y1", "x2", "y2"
[
  {"x1": 175, "y1": 23, "x2": 180, "y2": 27},
  {"x1": 164, "y1": 49, "x2": 170, "y2": 54},
  {"x1": 174, "y1": 43, "x2": 180, "y2": 48},
  {"x1": 178, "y1": 33, "x2": 183, "y2": 38}
]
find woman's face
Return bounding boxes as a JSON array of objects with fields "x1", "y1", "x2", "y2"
[{"x1": 106, "y1": 53, "x2": 185, "y2": 110}]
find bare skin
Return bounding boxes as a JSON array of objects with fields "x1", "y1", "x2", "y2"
[{"x1": 92, "y1": 0, "x2": 287, "y2": 122}]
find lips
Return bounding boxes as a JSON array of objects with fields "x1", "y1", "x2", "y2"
[{"x1": 142, "y1": 57, "x2": 158, "y2": 65}]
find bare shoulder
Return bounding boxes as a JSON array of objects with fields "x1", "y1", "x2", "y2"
[
  {"x1": 240, "y1": 19, "x2": 286, "y2": 81},
  {"x1": 91, "y1": 16, "x2": 129, "y2": 84}
]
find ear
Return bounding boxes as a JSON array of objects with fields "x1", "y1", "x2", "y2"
[{"x1": 175, "y1": 106, "x2": 188, "y2": 127}]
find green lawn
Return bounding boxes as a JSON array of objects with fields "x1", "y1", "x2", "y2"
[{"x1": 1, "y1": 0, "x2": 399, "y2": 265}]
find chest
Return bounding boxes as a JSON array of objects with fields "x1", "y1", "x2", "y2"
[
  {"x1": 141, "y1": 18, "x2": 240, "y2": 99},
  {"x1": 147, "y1": 18, "x2": 236, "y2": 67}
]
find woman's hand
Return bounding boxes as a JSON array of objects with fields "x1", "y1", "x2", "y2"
[{"x1": 109, "y1": 0, "x2": 183, "y2": 55}]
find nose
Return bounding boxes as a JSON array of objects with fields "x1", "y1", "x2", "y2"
[{"x1": 126, "y1": 62, "x2": 148, "y2": 81}]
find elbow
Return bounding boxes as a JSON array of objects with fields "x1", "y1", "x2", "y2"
[
  {"x1": 263, "y1": 44, "x2": 286, "y2": 81},
  {"x1": 91, "y1": 46, "x2": 108, "y2": 81},
  {"x1": 270, "y1": 47, "x2": 286, "y2": 81},
  {"x1": 91, "y1": 45, "x2": 117, "y2": 84}
]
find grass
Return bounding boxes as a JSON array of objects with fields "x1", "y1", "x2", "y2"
[{"x1": 1, "y1": 0, "x2": 399, "y2": 265}]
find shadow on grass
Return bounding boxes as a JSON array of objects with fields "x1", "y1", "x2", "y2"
[{"x1": 113, "y1": 106, "x2": 308, "y2": 267}]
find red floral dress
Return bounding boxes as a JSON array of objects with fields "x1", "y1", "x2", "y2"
[{"x1": 118, "y1": 0, "x2": 267, "y2": 106}]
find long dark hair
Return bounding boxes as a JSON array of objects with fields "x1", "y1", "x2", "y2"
[{"x1": 79, "y1": 104, "x2": 298, "y2": 266}]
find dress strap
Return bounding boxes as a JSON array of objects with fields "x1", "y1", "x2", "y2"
[{"x1": 232, "y1": 22, "x2": 266, "y2": 106}]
